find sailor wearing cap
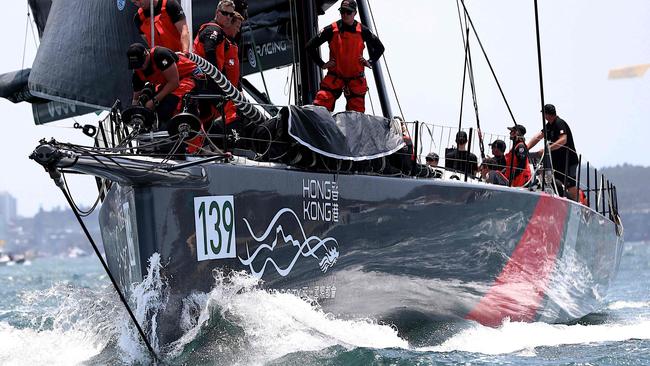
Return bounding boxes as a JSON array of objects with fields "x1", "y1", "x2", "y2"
[
  {"x1": 425, "y1": 152, "x2": 439, "y2": 167},
  {"x1": 305, "y1": 0, "x2": 385, "y2": 113},
  {"x1": 488, "y1": 139, "x2": 507, "y2": 170},
  {"x1": 504, "y1": 124, "x2": 531, "y2": 187},
  {"x1": 527, "y1": 104, "x2": 580, "y2": 200}
]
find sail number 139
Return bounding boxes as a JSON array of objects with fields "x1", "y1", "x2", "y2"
[{"x1": 194, "y1": 196, "x2": 236, "y2": 261}]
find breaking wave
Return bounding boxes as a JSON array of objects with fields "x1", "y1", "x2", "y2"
[
  {"x1": 422, "y1": 318, "x2": 650, "y2": 356},
  {"x1": 168, "y1": 269, "x2": 407, "y2": 365}
]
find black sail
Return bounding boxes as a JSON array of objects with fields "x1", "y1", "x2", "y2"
[{"x1": 27, "y1": 0, "x2": 141, "y2": 111}]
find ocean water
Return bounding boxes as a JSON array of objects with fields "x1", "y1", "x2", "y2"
[{"x1": 0, "y1": 242, "x2": 648, "y2": 366}]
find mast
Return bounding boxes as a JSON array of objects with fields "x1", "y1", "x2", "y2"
[
  {"x1": 295, "y1": 0, "x2": 322, "y2": 106},
  {"x1": 356, "y1": 0, "x2": 393, "y2": 119}
]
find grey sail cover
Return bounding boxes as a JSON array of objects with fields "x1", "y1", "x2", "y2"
[
  {"x1": 27, "y1": 0, "x2": 142, "y2": 110},
  {"x1": 288, "y1": 105, "x2": 405, "y2": 161}
]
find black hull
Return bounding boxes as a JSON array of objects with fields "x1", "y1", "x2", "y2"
[{"x1": 99, "y1": 161, "x2": 623, "y2": 345}]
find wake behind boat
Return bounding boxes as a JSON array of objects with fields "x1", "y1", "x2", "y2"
[{"x1": 2, "y1": 0, "x2": 624, "y2": 354}]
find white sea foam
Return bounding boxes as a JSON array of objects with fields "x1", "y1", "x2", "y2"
[
  {"x1": 0, "y1": 322, "x2": 101, "y2": 366},
  {"x1": 421, "y1": 318, "x2": 650, "y2": 355},
  {"x1": 170, "y1": 270, "x2": 408, "y2": 365},
  {"x1": 117, "y1": 252, "x2": 167, "y2": 364},
  {"x1": 608, "y1": 301, "x2": 650, "y2": 310}
]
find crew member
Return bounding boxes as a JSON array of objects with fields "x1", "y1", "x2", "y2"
[
  {"x1": 489, "y1": 139, "x2": 507, "y2": 170},
  {"x1": 480, "y1": 158, "x2": 509, "y2": 186},
  {"x1": 221, "y1": 12, "x2": 245, "y2": 124},
  {"x1": 133, "y1": 0, "x2": 190, "y2": 53},
  {"x1": 504, "y1": 124, "x2": 531, "y2": 187},
  {"x1": 193, "y1": 0, "x2": 237, "y2": 71},
  {"x1": 127, "y1": 43, "x2": 199, "y2": 124},
  {"x1": 445, "y1": 131, "x2": 478, "y2": 176},
  {"x1": 425, "y1": 152, "x2": 439, "y2": 168},
  {"x1": 223, "y1": 12, "x2": 243, "y2": 90},
  {"x1": 527, "y1": 104, "x2": 579, "y2": 200},
  {"x1": 305, "y1": 0, "x2": 385, "y2": 113}
]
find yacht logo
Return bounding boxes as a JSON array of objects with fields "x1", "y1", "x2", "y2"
[
  {"x1": 248, "y1": 48, "x2": 257, "y2": 68},
  {"x1": 117, "y1": 0, "x2": 126, "y2": 11},
  {"x1": 239, "y1": 208, "x2": 339, "y2": 279}
]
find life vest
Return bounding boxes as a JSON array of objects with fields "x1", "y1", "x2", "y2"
[
  {"x1": 224, "y1": 40, "x2": 240, "y2": 88},
  {"x1": 579, "y1": 189, "x2": 588, "y2": 206},
  {"x1": 135, "y1": 47, "x2": 197, "y2": 86},
  {"x1": 193, "y1": 22, "x2": 226, "y2": 71},
  {"x1": 328, "y1": 21, "x2": 365, "y2": 78},
  {"x1": 138, "y1": 0, "x2": 183, "y2": 52},
  {"x1": 504, "y1": 141, "x2": 532, "y2": 187}
]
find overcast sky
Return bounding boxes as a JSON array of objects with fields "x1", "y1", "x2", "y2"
[{"x1": 0, "y1": 0, "x2": 648, "y2": 216}]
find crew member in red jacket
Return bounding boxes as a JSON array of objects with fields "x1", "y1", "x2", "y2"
[
  {"x1": 127, "y1": 43, "x2": 199, "y2": 123},
  {"x1": 133, "y1": 0, "x2": 190, "y2": 53},
  {"x1": 193, "y1": 0, "x2": 237, "y2": 71},
  {"x1": 306, "y1": 0, "x2": 384, "y2": 113},
  {"x1": 504, "y1": 124, "x2": 532, "y2": 187}
]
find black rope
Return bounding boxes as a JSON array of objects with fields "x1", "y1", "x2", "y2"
[
  {"x1": 57, "y1": 182, "x2": 160, "y2": 363},
  {"x1": 21, "y1": 6, "x2": 30, "y2": 70},
  {"x1": 457, "y1": 26, "x2": 469, "y2": 132},
  {"x1": 458, "y1": 0, "x2": 518, "y2": 126},
  {"x1": 533, "y1": 0, "x2": 552, "y2": 193},
  {"x1": 366, "y1": 1, "x2": 405, "y2": 120},
  {"x1": 461, "y1": 7, "x2": 485, "y2": 159}
]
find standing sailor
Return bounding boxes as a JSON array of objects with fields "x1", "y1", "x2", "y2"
[
  {"x1": 127, "y1": 43, "x2": 199, "y2": 124},
  {"x1": 306, "y1": 0, "x2": 385, "y2": 113},
  {"x1": 527, "y1": 104, "x2": 579, "y2": 200},
  {"x1": 132, "y1": 0, "x2": 190, "y2": 53}
]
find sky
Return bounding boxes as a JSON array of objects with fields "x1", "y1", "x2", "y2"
[{"x1": 0, "y1": 0, "x2": 648, "y2": 216}]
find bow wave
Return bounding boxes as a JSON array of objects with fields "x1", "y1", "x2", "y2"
[{"x1": 239, "y1": 208, "x2": 339, "y2": 278}]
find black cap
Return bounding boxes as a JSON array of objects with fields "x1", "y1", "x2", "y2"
[
  {"x1": 455, "y1": 130, "x2": 468, "y2": 144},
  {"x1": 542, "y1": 104, "x2": 556, "y2": 115},
  {"x1": 426, "y1": 152, "x2": 439, "y2": 161},
  {"x1": 508, "y1": 124, "x2": 527, "y2": 136},
  {"x1": 127, "y1": 43, "x2": 148, "y2": 70},
  {"x1": 339, "y1": 0, "x2": 357, "y2": 12},
  {"x1": 489, "y1": 139, "x2": 506, "y2": 153}
]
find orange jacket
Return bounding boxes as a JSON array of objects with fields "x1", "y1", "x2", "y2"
[
  {"x1": 138, "y1": 0, "x2": 183, "y2": 52},
  {"x1": 328, "y1": 22, "x2": 365, "y2": 78}
]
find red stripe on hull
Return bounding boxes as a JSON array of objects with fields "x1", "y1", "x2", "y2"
[{"x1": 466, "y1": 195, "x2": 569, "y2": 326}]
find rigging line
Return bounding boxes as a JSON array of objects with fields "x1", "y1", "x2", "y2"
[
  {"x1": 455, "y1": 0, "x2": 472, "y2": 132},
  {"x1": 27, "y1": 9, "x2": 39, "y2": 49},
  {"x1": 57, "y1": 186, "x2": 160, "y2": 363},
  {"x1": 62, "y1": 173, "x2": 102, "y2": 217},
  {"x1": 457, "y1": 27, "x2": 470, "y2": 132},
  {"x1": 368, "y1": 86, "x2": 376, "y2": 116},
  {"x1": 20, "y1": 6, "x2": 30, "y2": 70},
  {"x1": 366, "y1": 0, "x2": 404, "y2": 120},
  {"x1": 465, "y1": 33, "x2": 486, "y2": 159},
  {"x1": 288, "y1": 0, "x2": 300, "y2": 104},
  {"x1": 459, "y1": 0, "x2": 518, "y2": 126},
  {"x1": 533, "y1": 0, "x2": 553, "y2": 193},
  {"x1": 249, "y1": 29, "x2": 271, "y2": 100},
  {"x1": 459, "y1": 1, "x2": 485, "y2": 159}
]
